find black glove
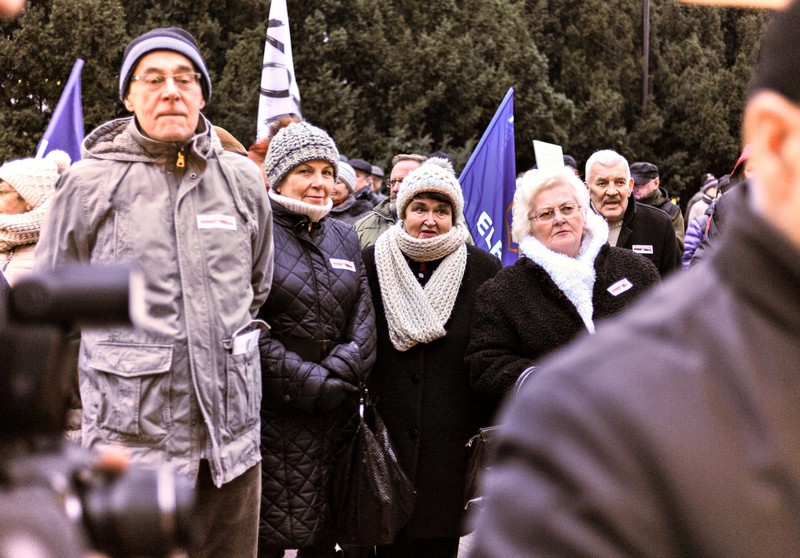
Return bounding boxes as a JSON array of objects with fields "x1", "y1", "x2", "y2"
[{"x1": 317, "y1": 377, "x2": 358, "y2": 412}]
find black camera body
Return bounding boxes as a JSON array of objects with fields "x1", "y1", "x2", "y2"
[{"x1": 0, "y1": 265, "x2": 195, "y2": 558}]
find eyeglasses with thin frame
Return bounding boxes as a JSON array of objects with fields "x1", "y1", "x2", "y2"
[
  {"x1": 530, "y1": 202, "x2": 581, "y2": 223},
  {"x1": 388, "y1": 178, "x2": 404, "y2": 188},
  {"x1": 130, "y1": 72, "x2": 201, "y2": 91}
]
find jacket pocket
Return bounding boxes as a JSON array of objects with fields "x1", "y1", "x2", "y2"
[
  {"x1": 225, "y1": 343, "x2": 261, "y2": 436},
  {"x1": 89, "y1": 342, "x2": 173, "y2": 446}
]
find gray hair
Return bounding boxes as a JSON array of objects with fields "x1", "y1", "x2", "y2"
[
  {"x1": 584, "y1": 149, "x2": 630, "y2": 184},
  {"x1": 391, "y1": 153, "x2": 427, "y2": 167},
  {"x1": 511, "y1": 167, "x2": 590, "y2": 243}
]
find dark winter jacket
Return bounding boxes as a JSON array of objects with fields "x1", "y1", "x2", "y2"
[
  {"x1": 690, "y1": 180, "x2": 748, "y2": 267},
  {"x1": 639, "y1": 186, "x2": 685, "y2": 251},
  {"x1": 329, "y1": 195, "x2": 373, "y2": 226},
  {"x1": 470, "y1": 197, "x2": 800, "y2": 558},
  {"x1": 466, "y1": 245, "x2": 659, "y2": 407},
  {"x1": 361, "y1": 244, "x2": 501, "y2": 542},
  {"x1": 257, "y1": 198, "x2": 376, "y2": 549},
  {"x1": 614, "y1": 196, "x2": 681, "y2": 277}
]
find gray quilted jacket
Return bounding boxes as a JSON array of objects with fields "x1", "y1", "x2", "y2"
[{"x1": 257, "y1": 197, "x2": 376, "y2": 549}]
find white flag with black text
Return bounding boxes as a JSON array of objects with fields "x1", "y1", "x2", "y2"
[{"x1": 257, "y1": 0, "x2": 301, "y2": 139}]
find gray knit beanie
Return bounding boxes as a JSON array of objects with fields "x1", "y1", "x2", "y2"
[
  {"x1": 0, "y1": 150, "x2": 71, "y2": 209},
  {"x1": 264, "y1": 121, "x2": 339, "y2": 189},
  {"x1": 396, "y1": 157, "x2": 464, "y2": 221},
  {"x1": 119, "y1": 27, "x2": 212, "y2": 101},
  {"x1": 337, "y1": 161, "x2": 356, "y2": 193}
]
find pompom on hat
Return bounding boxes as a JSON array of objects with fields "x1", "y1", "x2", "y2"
[
  {"x1": 119, "y1": 27, "x2": 212, "y2": 101},
  {"x1": 263, "y1": 121, "x2": 339, "y2": 189},
  {"x1": 0, "y1": 150, "x2": 71, "y2": 209},
  {"x1": 395, "y1": 157, "x2": 464, "y2": 222}
]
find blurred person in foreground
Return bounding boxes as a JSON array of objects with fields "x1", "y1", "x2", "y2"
[
  {"x1": 361, "y1": 158, "x2": 501, "y2": 557},
  {"x1": 466, "y1": 167, "x2": 658, "y2": 410},
  {"x1": 35, "y1": 27, "x2": 274, "y2": 558},
  {"x1": 468, "y1": 3, "x2": 800, "y2": 556},
  {"x1": 257, "y1": 120, "x2": 376, "y2": 557}
]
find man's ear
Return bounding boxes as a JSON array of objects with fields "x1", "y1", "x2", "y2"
[{"x1": 123, "y1": 94, "x2": 135, "y2": 112}]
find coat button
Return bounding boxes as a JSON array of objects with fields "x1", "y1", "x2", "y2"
[
  {"x1": 409, "y1": 427, "x2": 419, "y2": 438},
  {"x1": 284, "y1": 394, "x2": 291, "y2": 403},
  {"x1": 410, "y1": 374, "x2": 421, "y2": 384},
  {"x1": 190, "y1": 172, "x2": 198, "y2": 179}
]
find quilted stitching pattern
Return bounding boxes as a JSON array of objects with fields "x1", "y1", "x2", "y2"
[{"x1": 257, "y1": 200, "x2": 376, "y2": 548}]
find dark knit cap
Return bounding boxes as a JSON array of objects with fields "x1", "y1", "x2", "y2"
[
  {"x1": 747, "y1": 1, "x2": 800, "y2": 105},
  {"x1": 119, "y1": 27, "x2": 212, "y2": 101},
  {"x1": 630, "y1": 161, "x2": 659, "y2": 184}
]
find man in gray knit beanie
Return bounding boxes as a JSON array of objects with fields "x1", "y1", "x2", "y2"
[{"x1": 36, "y1": 26, "x2": 273, "y2": 558}]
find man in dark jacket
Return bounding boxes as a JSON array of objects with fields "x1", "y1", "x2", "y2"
[
  {"x1": 468, "y1": 3, "x2": 800, "y2": 556},
  {"x1": 585, "y1": 149, "x2": 681, "y2": 277},
  {"x1": 631, "y1": 161, "x2": 685, "y2": 251}
]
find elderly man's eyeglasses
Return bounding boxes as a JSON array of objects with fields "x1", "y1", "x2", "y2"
[
  {"x1": 388, "y1": 178, "x2": 404, "y2": 188},
  {"x1": 530, "y1": 203, "x2": 580, "y2": 223},
  {"x1": 131, "y1": 72, "x2": 201, "y2": 91}
]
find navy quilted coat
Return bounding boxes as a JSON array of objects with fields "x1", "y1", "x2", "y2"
[{"x1": 257, "y1": 198, "x2": 376, "y2": 549}]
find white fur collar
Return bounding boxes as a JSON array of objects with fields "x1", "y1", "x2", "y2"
[{"x1": 518, "y1": 210, "x2": 609, "y2": 333}]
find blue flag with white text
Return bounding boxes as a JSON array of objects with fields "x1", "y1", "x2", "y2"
[
  {"x1": 460, "y1": 87, "x2": 517, "y2": 266},
  {"x1": 36, "y1": 58, "x2": 84, "y2": 163}
]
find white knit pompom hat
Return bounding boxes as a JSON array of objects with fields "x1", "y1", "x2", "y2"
[
  {"x1": 0, "y1": 150, "x2": 71, "y2": 209},
  {"x1": 395, "y1": 157, "x2": 464, "y2": 221}
]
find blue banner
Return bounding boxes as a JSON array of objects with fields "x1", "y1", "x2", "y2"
[
  {"x1": 460, "y1": 87, "x2": 517, "y2": 266},
  {"x1": 36, "y1": 58, "x2": 84, "y2": 163}
]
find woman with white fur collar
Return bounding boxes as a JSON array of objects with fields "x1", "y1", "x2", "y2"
[{"x1": 465, "y1": 166, "x2": 660, "y2": 406}]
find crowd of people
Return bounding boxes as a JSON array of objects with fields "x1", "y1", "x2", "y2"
[{"x1": 3, "y1": 1, "x2": 799, "y2": 556}]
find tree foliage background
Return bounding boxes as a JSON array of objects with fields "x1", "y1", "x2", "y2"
[{"x1": 0, "y1": 0, "x2": 770, "y2": 203}]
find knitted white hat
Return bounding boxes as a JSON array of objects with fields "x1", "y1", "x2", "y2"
[
  {"x1": 0, "y1": 150, "x2": 71, "y2": 209},
  {"x1": 396, "y1": 157, "x2": 464, "y2": 221},
  {"x1": 263, "y1": 121, "x2": 339, "y2": 189},
  {"x1": 337, "y1": 161, "x2": 356, "y2": 193}
]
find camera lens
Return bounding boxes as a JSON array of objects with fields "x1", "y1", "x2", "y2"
[{"x1": 81, "y1": 466, "x2": 195, "y2": 557}]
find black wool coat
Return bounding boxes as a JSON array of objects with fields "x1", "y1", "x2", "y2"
[
  {"x1": 466, "y1": 244, "x2": 659, "y2": 408},
  {"x1": 616, "y1": 197, "x2": 682, "y2": 277},
  {"x1": 361, "y1": 243, "x2": 501, "y2": 542}
]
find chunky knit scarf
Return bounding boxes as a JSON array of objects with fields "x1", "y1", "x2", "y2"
[
  {"x1": 269, "y1": 189, "x2": 332, "y2": 222},
  {"x1": 0, "y1": 198, "x2": 51, "y2": 252},
  {"x1": 374, "y1": 222, "x2": 469, "y2": 351},
  {"x1": 518, "y1": 209, "x2": 609, "y2": 334}
]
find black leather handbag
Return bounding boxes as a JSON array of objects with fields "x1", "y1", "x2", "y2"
[{"x1": 333, "y1": 388, "x2": 416, "y2": 545}]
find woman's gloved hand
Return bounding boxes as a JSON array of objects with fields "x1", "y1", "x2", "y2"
[{"x1": 316, "y1": 377, "x2": 359, "y2": 412}]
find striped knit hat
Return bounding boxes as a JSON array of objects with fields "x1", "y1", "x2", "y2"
[{"x1": 263, "y1": 121, "x2": 339, "y2": 189}]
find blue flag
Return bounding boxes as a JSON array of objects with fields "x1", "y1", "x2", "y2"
[
  {"x1": 36, "y1": 58, "x2": 85, "y2": 163},
  {"x1": 460, "y1": 87, "x2": 517, "y2": 266}
]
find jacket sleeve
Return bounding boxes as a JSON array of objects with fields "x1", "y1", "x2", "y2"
[
  {"x1": 681, "y1": 217, "x2": 706, "y2": 269},
  {"x1": 465, "y1": 280, "x2": 535, "y2": 403},
  {"x1": 259, "y1": 335, "x2": 333, "y2": 414},
  {"x1": 320, "y1": 240, "x2": 377, "y2": 385}
]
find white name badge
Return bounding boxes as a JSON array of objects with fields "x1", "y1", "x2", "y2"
[
  {"x1": 632, "y1": 244, "x2": 654, "y2": 254},
  {"x1": 607, "y1": 278, "x2": 634, "y2": 296},
  {"x1": 330, "y1": 258, "x2": 356, "y2": 272},
  {"x1": 232, "y1": 329, "x2": 260, "y2": 355},
  {"x1": 197, "y1": 214, "x2": 237, "y2": 231}
]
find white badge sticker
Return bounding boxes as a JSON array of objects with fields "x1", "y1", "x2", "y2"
[
  {"x1": 232, "y1": 329, "x2": 260, "y2": 355},
  {"x1": 607, "y1": 278, "x2": 634, "y2": 296},
  {"x1": 330, "y1": 258, "x2": 356, "y2": 272},
  {"x1": 197, "y1": 214, "x2": 237, "y2": 231},
  {"x1": 632, "y1": 244, "x2": 654, "y2": 254}
]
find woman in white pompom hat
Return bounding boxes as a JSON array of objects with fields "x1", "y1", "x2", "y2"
[
  {"x1": 360, "y1": 158, "x2": 502, "y2": 557},
  {"x1": 0, "y1": 150, "x2": 70, "y2": 285}
]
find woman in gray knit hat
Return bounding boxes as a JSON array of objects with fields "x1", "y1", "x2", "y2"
[
  {"x1": 360, "y1": 158, "x2": 502, "y2": 557},
  {"x1": 256, "y1": 118, "x2": 376, "y2": 557},
  {"x1": 0, "y1": 150, "x2": 70, "y2": 285}
]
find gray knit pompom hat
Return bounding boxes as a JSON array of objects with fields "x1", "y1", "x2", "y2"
[
  {"x1": 0, "y1": 150, "x2": 71, "y2": 209},
  {"x1": 263, "y1": 121, "x2": 339, "y2": 189},
  {"x1": 396, "y1": 157, "x2": 464, "y2": 222}
]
